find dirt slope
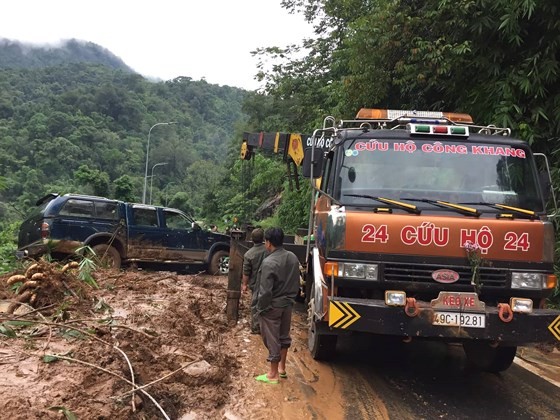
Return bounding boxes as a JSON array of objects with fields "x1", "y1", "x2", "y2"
[
  {"x1": 0, "y1": 263, "x2": 244, "y2": 419},
  {"x1": 0, "y1": 262, "x2": 346, "y2": 419}
]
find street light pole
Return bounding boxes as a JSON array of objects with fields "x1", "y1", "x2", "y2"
[
  {"x1": 149, "y1": 162, "x2": 168, "y2": 205},
  {"x1": 163, "y1": 182, "x2": 177, "y2": 206},
  {"x1": 142, "y1": 122, "x2": 177, "y2": 204}
]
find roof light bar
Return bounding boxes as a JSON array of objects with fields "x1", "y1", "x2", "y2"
[
  {"x1": 356, "y1": 108, "x2": 474, "y2": 124},
  {"x1": 408, "y1": 123, "x2": 469, "y2": 137}
]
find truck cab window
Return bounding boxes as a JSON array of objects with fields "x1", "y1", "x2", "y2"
[
  {"x1": 133, "y1": 208, "x2": 158, "y2": 227},
  {"x1": 95, "y1": 202, "x2": 119, "y2": 220},
  {"x1": 59, "y1": 199, "x2": 95, "y2": 218},
  {"x1": 164, "y1": 210, "x2": 191, "y2": 229}
]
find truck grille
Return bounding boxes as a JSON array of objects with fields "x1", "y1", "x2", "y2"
[{"x1": 383, "y1": 263, "x2": 508, "y2": 287}]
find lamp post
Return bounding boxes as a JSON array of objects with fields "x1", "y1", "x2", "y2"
[
  {"x1": 142, "y1": 122, "x2": 177, "y2": 204},
  {"x1": 163, "y1": 182, "x2": 177, "y2": 206},
  {"x1": 149, "y1": 162, "x2": 168, "y2": 205}
]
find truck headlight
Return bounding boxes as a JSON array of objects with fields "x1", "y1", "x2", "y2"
[
  {"x1": 510, "y1": 298, "x2": 533, "y2": 313},
  {"x1": 511, "y1": 272, "x2": 546, "y2": 290},
  {"x1": 385, "y1": 290, "x2": 406, "y2": 306},
  {"x1": 339, "y1": 263, "x2": 378, "y2": 280}
]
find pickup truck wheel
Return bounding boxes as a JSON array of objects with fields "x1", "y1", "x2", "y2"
[
  {"x1": 307, "y1": 283, "x2": 337, "y2": 360},
  {"x1": 91, "y1": 244, "x2": 121, "y2": 269},
  {"x1": 208, "y1": 250, "x2": 229, "y2": 276},
  {"x1": 463, "y1": 341, "x2": 517, "y2": 373}
]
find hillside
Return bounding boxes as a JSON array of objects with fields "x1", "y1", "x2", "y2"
[
  {"x1": 0, "y1": 40, "x2": 248, "y2": 224},
  {"x1": 0, "y1": 38, "x2": 133, "y2": 73}
]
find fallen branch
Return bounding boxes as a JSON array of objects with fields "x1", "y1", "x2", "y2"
[
  {"x1": 113, "y1": 357, "x2": 202, "y2": 400},
  {"x1": 45, "y1": 353, "x2": 169, "y2": 420}
]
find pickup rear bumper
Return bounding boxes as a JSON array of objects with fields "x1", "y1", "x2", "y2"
[
  {"x1": 17, "y1": 239, "x2": 81, "y2": 259},
  {"x1": 324, "y1": 296, "x2": 560, "y2": 345}
]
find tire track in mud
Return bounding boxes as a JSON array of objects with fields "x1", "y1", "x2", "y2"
[{"x1": 228, "y1": 297, "x2": 560, "y2": 420}]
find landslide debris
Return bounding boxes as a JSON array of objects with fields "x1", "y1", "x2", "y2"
[{"x1": 0, "y1": 260, "x2": 242, "y2": 419}]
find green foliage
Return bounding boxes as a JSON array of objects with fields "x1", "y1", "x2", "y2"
[
  {"x1": 0, "y1": 59, "x2": 246, "y2": 224},
  {"x1": 0, "y1": 39, "x2": 132, "y2": 73},
  {"x1": 0, "y1": 221, "x2": 19, "y2": 274},
  {"x1": 253, "y1": 0, "x2": 560, "y2": 288},
  {"x1": 277, "y1": 182, "x2": 312, "y2": 234},
  {"x1": 168, "y1": 192, "x2": 196, "y2": 217},
  {"x1": 75, "y1": 246, "x2": 99, "y2": 288},
  {"x1": 74, "y1": 164, "x2": 110, "y2": 197},
  {"x1": 113, "y1": 175, "x2": 135, "y2": 202},
  {"x1": 256, "y1": 214, "x2": 281, "y2": 231}
]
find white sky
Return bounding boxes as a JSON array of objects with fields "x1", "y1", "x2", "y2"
[{"x1": 0, "y1": 0, "x2": 313, "y2": 90}]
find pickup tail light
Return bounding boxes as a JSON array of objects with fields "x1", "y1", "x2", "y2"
[{"x1": 41, "y1": 222, "x2": 50, "y2": 239}]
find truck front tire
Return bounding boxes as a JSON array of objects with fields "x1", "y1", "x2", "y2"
[
  {"x1": 208, "y1": 250, "x2": 229, "y2": 275},
  {"x1": 308, "y1": 282, "x2": 337, "y2": 360},
  {"x1": 463, "y1": 341, "x2": 517, "y2": 373}
]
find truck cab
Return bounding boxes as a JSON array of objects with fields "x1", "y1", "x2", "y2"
[
  {"x1": 17, "y1": 193, "x2": 230, "y2": 275},
  {"x1": 304, "y1": 109, "x2": 559, "y2": 372}
]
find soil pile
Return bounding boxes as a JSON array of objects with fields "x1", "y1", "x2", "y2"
[{"x1": 0, "y1": 261, "x2": 245, "y2": 419}]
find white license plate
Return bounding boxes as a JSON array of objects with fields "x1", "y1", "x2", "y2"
[{"x1": 433, "y1": 312, "x2": 485, "y2": 328}]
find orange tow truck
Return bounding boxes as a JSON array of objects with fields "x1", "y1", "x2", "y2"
[{"x1": 297, "y1": 109, "x2": 560, "y2": 372}]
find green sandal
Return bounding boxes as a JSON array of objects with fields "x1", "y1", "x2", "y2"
[
  {"x1": 255, "y1": 374, "x2": 279, "y2": 384},
  {"x1": 279, "y1": 371, "x2": 288, "y2": 379}
]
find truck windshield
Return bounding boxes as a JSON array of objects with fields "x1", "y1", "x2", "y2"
[{"x1": 336, "y1": 138, "x2": 544, "y2": 213}]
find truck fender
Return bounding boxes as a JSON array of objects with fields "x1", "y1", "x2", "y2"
[
  {"x1": 207, "y1": 242, "x2": 230, "y2": 264},
  {"x1": 84, "y1": 233, "x2": 125, "y2": 257},
  {"x1": 310, "y1": 247, "x2": 328, "y2": 321}
]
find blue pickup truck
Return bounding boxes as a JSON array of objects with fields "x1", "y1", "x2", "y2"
[{"x1": 17, "y1": 193, "x2": 230, "y2": 274}]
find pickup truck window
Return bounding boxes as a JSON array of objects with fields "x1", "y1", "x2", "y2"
[
  {"x1": 59, "y1": 199, "x2": 95, "y2": 218},
  {"x1": 132, "y1": 208, "x2": 159, "y2": 227},
  {"x1": 164, "y1": 210, "x2": 191, "y2": 230},
  {"x1": 95, "y1": 202, "x2": 119, "y2": 220}
]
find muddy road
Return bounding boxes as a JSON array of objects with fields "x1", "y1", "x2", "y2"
[
  {"x1": 1, "y1": 266, "x2": 559, "y2": 419},
  {"x1": 264, "y1": 304, "x2": 560, "y2": 420}
]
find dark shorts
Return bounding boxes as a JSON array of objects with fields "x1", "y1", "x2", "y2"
[{"x1": 258, "y1": 306, "x2": 293, "y2": 363}]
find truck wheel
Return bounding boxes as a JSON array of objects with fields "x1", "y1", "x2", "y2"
[
  {"x1": 208, "y1": 250, "x2": 229, "y2": 275},
  {"x1": 91, "y1": 244, "x2": 121, "y2": 269},
  {"x1": 463, "y1": 341, "x2": 517, "y2": 373},
  {"x1": 308, "y1": 283, "x2": 337, "y2": 360}
]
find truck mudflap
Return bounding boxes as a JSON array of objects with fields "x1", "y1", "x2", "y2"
[{"x1": 326, "y1": 296, "x2": 560, "y2": 345}]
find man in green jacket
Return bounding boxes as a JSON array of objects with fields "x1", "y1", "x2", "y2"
[
  {"x1": 241, "y1": 228, "x2": 267, "y2": 334},
  {"x1": 255, "y1": 227, "x2": 300, "y2": 384}
]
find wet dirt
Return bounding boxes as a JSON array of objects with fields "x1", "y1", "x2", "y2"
[
  {"x1": 1, "y1": 260, "x2": 559, "y2": 419},
  {"x1": 0, "y1": 261, "x2": 346, "y2": 420}
]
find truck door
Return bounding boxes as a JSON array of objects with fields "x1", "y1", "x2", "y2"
[
  {"x1": 126, "y1": 206, "x2": 165, "y2": 260},
  {"x1": 161, "y1": 209, "x2": 207, "y2": 262}
]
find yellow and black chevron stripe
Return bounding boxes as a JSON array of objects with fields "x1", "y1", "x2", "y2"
[
  {"x1": 329, "y1": 300, "x2": 361, "y2": 329},
  {"x1": 549, "y1": 315, "x2": 560, "y2": 341}
]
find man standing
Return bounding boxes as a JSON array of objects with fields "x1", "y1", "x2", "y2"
[
  {"x1": 255, "y1": 227, "x2": 300, "y2": 384},
  {"x1": 241, "y1": 228, "x2": 267, "y2": 334}
]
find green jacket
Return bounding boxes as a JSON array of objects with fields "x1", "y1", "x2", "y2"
[
  {"x1": 242, "y1": 242, "x2": 267, "y2": 290},
  {"x1": 256, "y1": 246, "x2": 300, "y2": 313}
]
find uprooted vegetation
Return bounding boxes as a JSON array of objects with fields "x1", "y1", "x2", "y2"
[{"x1": 0, "y1": 259, "x2": 242, "y2": 419}]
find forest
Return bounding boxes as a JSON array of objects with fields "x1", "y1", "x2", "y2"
[{"x1": 0, "y1": 0, "x2": 559, "y2": 306}]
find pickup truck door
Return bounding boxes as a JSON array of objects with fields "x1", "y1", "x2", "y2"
[
  {"x1": 126, "y1": 206, "x2": 166, "y2": 260},
  {"x1": 161, "y1": 209, "x2": 208, "y2": 262}
]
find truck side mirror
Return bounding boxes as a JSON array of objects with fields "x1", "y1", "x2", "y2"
[
  {"x1": 302, "y1": 148, "x2": 324, "y2": 179},
  {"x1": 192, "y1": 222, "x2": 201, "y2": 231}
]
